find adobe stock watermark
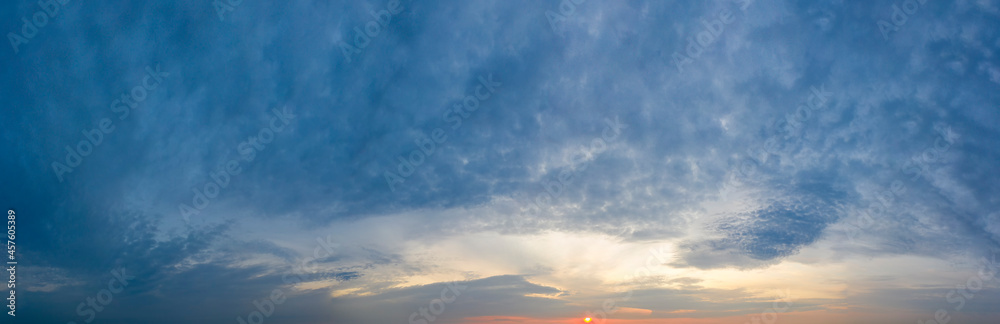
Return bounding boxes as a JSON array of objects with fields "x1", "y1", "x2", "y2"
[
  {"x1": 178, "y1": 107, "x2": 296, "y2": 223},
  {"x1": 213, "y1": 0, "x2": 246, "y2": 22},
  {"x1": 877, "y1": 0, "x2": 930, "y2": 41},
  {"x1": 509, "y1": 115, "x2": 628, "y2": 233},
  {"x1": 544, "y1": 0, "x2": 588, "y2": 37},
  {"x1": 671, "y1": 0, "x2": 753, "y2": 73},
  {"x1": 719, "y1": 83, "x2": 831, "y2": 202},
  {"x1": 65, "y1": 268, "x2": 134, "y2": 324},
  {"x1": 383, "y1": 74, "x2": 501, "y2": 192},
  {"x1": 582, "y1": 245, "x2": 670, "y2": 323},
  {"x1": 407, "y1": 282, "x2": 467, "y2": 324},
  {"x1": 7, "y1": 0, "x2": 73, "y2": 54},
  {"x1": 51, "y1": 65, "x2": 170, "y2": 182},
  {"x1": 234, "y1": 235, "x2": 339, "y2": 324},
  {"x1": 918, "y1": 254, "x2": 998, "y2": 324},
  {"x1": 340, "y1": 0, "x2": 412, "y2": 63},
  {"x1": 844, "y1": 124, "x2": 959, "y2": 244}
]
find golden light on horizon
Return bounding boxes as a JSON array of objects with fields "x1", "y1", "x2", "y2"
[{"x1": 584, "y1": 317, "x2": 592, "y2": 323}]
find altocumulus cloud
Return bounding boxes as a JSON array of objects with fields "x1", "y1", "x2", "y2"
[{"x1": 1, "y1": 0, "x2": 1000, "y2": 323}]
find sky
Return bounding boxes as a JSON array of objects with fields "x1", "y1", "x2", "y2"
[{"x1": 2, "y1": 0, "x2": 1000, "y2": 323}]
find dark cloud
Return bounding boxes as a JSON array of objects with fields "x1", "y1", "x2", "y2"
[{"x1": 2, "y1": 0, "x2": 1000, "y2": 322}]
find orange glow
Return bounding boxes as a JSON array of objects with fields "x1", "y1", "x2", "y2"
[{"x1": 584, "y1": 318, "x2": 592, "y2": 323}]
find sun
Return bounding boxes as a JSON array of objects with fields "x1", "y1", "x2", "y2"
[{"x1": 584, "y1": 318, "x2": 592, "y2": 323}]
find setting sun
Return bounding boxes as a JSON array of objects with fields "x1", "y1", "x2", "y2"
[{"x1": 584, "y1": 318, "x2": 592, "y2": 323}]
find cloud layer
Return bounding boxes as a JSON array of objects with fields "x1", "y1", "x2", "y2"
[{"x1": 2, "y1": 0, "x2": 1000, "y2": 323}]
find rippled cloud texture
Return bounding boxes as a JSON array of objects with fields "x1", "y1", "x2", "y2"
[{"x1": 2, "y1": 0, "x2": 1000, "y2": 323}]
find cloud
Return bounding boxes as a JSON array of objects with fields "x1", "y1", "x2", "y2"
[{"x1": 2, "y1": 0, "x2": 1000, "y2": 322}]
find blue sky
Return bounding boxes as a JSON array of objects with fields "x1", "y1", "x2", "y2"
[{"x1": 2, "y1": 0, "x2": 1000, "y2": 323}]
